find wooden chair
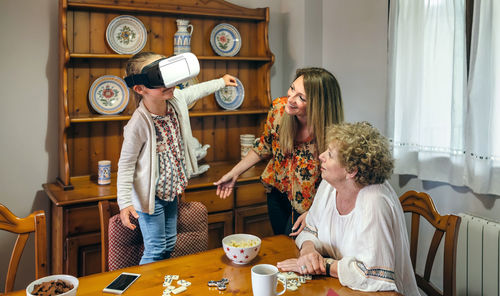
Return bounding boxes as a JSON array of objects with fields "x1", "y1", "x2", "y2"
[
  {"x1": 98, "y1": 200, "x2": 208, "y2": 272},
  {"x1": 399, "y1": 191, "x2": 461, "y2": 296},
  {"x1": 98, "y1": 200, "x2": 143, "y2": 272},
  {"x1": 0, "y1": 204, "x2": 48, "y2": 293}
]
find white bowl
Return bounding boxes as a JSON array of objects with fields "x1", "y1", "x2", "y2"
[
  {"x1": 26, "y1": 274, "x2": 79, "y2": 296},
  {"x1": 222, "y1": 233, "x2": 261, "y2": 264}
]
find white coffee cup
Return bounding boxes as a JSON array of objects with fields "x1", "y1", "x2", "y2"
[{"x1": 251, "y1": 264, "x2": 286, "y2": 296}]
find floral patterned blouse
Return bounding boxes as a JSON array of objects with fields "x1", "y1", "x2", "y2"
[
  {"x1": 252, "y1": 97, "x2": 322, "y2": 214},
  {"x1": 152, "y1": 105, "x2": 188, "y2": 201}
]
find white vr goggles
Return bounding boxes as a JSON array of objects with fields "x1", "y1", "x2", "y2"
[{"x1": 124, "y1": 52, "x2": 200, "y2": 89}]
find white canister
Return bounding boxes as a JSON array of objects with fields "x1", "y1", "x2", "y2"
[
  {"x1": 98, "y1": 160, "x2": 111, "y2": 185},
  {"x1": 240, "y1": 134, "x2": 256, "y2": 159}
]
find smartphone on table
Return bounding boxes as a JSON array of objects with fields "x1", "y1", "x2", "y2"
[{"x1": 103, "y1": 272, "x2": 141, "y2": 294}]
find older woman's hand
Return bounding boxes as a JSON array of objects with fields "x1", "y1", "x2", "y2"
[
  {"x1": 276, "y1": 258, "x2": 302, "y2": 273},
  {"x1": 296, "y1": 241, "x2": 326, "y2": 275},
  {"x1": 289, "y1": 211, "x2": 308, "y2": 236}
]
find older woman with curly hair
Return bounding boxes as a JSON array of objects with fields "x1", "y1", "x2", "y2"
[{"x1": 277, "y1": 122, "x2": 419, "y2": 295}]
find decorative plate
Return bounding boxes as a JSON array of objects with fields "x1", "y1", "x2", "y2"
[
  {"x1": 88, "y1": 75, "x2": 129, "y2": 115},
  {"x1": 176, "y1": 77, "x2": 200, "y2": 109},
  {"x1": 106, "y1": 15, "x2": 147, "y2": 55},
  {"x1": 210, "y1": 23, "x2": 241, "y2": 56},
  {"x1": 215, "y1": 77, "x2": 245, "y2": 110}
]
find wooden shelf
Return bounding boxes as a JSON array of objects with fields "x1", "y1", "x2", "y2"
[
  {"x1": 189, "y1": 108, "x2": 268, "y2": 117},
  {"x1": 69, "y1": 113, "x2": 133, "y2": 123},
  {"x1": 70, "y1": 53, "x2": 273, "y2": 62},
  {"x1": 69, "y1": 108, "x2": 268, "y2": 123},
  {"x1": 58, "y1": 0, "x2": 273, "y2": 185},
  {"x1": 44, "y1": 161, "x2": 266, "y2": 206},
  {"x1": 67, "y1": 2, "x2": 267, "y2": 21}
]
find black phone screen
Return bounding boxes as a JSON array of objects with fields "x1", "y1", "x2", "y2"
[{"x1": 106, "y1": 274, "x2": 139, "y2": 291}]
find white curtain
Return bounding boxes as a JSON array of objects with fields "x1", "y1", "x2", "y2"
[
  {"x1": 388, "y1": 0, "x2": 500, "y2": 195},
  {"x1": 388, "y1": 0, "x2": 467, "y2": 186},
  {"x1": 466, "y1": 0, "x2": 500, "y2": 194}
]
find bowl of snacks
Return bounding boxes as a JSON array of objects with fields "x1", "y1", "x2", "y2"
[
  {"x1": 222, "y1": 233, "x2": 261, "y2": 264},
  {"x1": 26, "y1": 274, "x2": 78, "y2": 296}
]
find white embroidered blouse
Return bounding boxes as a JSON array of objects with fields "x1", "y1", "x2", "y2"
[{"x1": 295, "y1": 180, "x2": 420, "y2": 295}]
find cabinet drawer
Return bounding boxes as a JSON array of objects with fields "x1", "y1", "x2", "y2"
[
  {"x1": 184, "y1": 188, "x2": 233, "y2": 213},
  {"x1": 236, "y1": 182, "x2": 266, "y2": 207},
  {"x1": 65, "y1": 205, "x2": 100, "y2": 235}
]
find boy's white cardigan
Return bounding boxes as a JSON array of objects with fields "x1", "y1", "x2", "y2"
[{"x1": 117, "y1": 78, "x2": 225, "y2": 214}]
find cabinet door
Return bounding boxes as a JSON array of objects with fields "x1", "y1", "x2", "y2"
[
  {"x1": 65, "y1": 204, "x2": 100, "y2": 235},
  {"x1": 234, "y1": 205, "x2": 273, "y2": 238},
  {"x1": 207, "y1": 211, "x2": 233, "y2": 249},
  {"x1": 65, "y1": 232, "x2": 101, "y2": 277}
]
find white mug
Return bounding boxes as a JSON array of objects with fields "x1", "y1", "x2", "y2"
[{"x1": 251, "y1": 264, "x2": 286, "y2": 296}]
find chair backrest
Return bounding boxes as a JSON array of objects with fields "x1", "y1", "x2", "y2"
[
  {"x1": 0, "y1": 204, "x2": 48, "y2": 293},
  {"x1": 399, "y1": 191, "x2": 461, "y2": 296},
  {"x1": 98, "y1": 200, "x2": 143, "y2": 272},
  {"x1": 171, "y1": 201, "x2": 208, "y2": 257},
  {"x1": 98, "y1": 200, "x2": 208, "y2": 271},
  {"x1": 98, "y1": 200, "x2": 118, "y2": 272}
]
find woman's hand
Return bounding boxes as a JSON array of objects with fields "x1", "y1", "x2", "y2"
[
  {"x1": 277, "y1": 258, "x2": 302, "y2": 273},
  {"x1": 119, "y1": 206, "x2": 139, "y2": 230},
  {"x1": 289, "y1": 211, "x2": 308, "y2": 236},
  {"x1": 213, "y1": 171, "x2": 238, "y2": 199},
  {"x1": 222, "y1": 74, "x2": 238, "y2": 87},
  {"x1": 296, "y1": 241, "x2": 326, "y2": 275}
]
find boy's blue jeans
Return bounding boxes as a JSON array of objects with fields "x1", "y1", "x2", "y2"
[{"x1": 137, "y1": 197, "x2": 178, "y2": 264}]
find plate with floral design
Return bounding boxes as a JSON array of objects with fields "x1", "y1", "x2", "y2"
[
  {"x1": 210, "y1": 23, "x2": 241, "y2": 56},
  {"x1": 88, "y1": 75, "x2": 129, "y2": 115},
  {"x1": 215, "y1": 77, "x2": 244, "y2": 110},
  {"x1": 106, "y1": 15, "x2": 147, "y2": 55}
]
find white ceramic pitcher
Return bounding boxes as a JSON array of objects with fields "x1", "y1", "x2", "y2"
[{"x1": 174, "y1": 19, "x2": 193, "y2": 55}]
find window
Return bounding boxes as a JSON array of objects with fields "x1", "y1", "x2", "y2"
[{"x1": 388, "y1": 0, "x2": 500, "y2": 195}]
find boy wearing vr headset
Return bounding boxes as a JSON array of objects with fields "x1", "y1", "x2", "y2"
[{"x1": 117, "y1": 52, "x2": 237, "y2": 264}]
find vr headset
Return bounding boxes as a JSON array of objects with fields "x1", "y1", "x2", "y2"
[{"x1": 124, "y1": 52, "x2": 200, "y2": 89}]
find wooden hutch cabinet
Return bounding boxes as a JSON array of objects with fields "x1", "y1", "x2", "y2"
[{"x1": 45, "y1": 0, "x2": 275, "y2": 276}]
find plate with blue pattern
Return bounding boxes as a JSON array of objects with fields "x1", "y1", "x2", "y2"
[
  {"x1": 88, "y1": 75, "x2": 129, "y2": 115},
  {"x1": 106, "y1": 15, "x2": 147, "y2": 55},
  {"x1": 215, "y1": 77, "x2": 244, "y2": 110},
  {"x1": 210, "y1": 23, "x2": 241, "y2": 57}
]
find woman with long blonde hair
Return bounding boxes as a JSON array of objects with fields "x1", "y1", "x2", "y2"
[{"x1": 215, "y1": 67, "x2": 344, "y2": 235}]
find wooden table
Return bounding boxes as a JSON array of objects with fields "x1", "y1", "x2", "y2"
[{"x1": 10, "y1": 235, "x2": 400, "y2": 295}]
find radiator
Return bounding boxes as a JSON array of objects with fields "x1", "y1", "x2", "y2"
[{"x1": 457, "y1": 213, "x2": 500, "y2": 296}]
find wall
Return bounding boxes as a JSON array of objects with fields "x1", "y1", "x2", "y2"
[
  {"x1": 321, "y1": 0, "x2": 388, "y2": 133},
  {"x1": 226, "y1": 0, "x2": 284, "y2": 98},
  {"x1": 0, "y1": 0, "x2": 58, "y2": 291}
]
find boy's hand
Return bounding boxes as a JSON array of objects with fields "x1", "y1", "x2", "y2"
[{"x1": 222, "y1": 74, "x2": 238, "y2": 87}]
